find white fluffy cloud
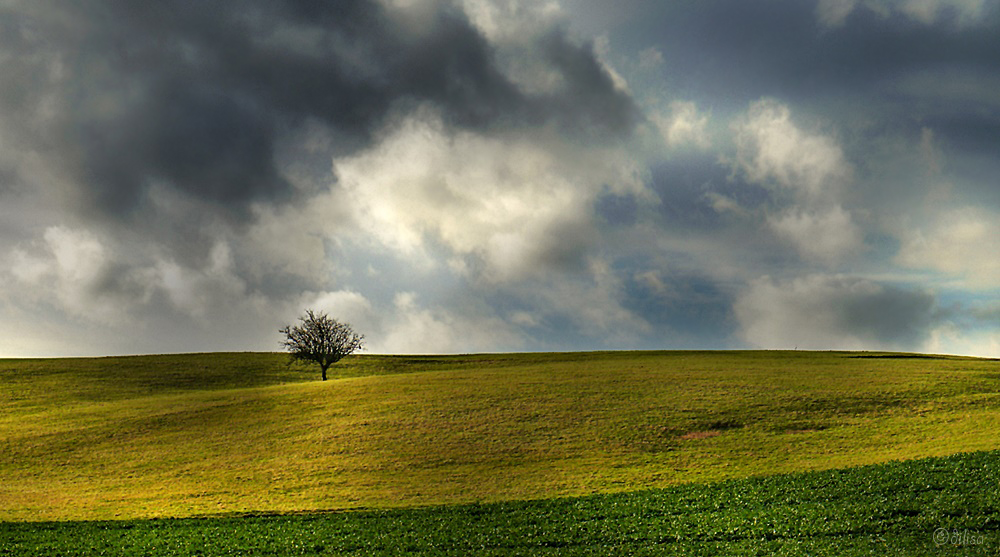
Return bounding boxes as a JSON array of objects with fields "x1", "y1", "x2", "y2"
[
  {"x1": 305, "y1": 290, "x2": 375, "y2": 329},
  {"x1": 732, "y1": 99, "x2": 850, "y2": 201},
  {"x1": 377, "y1": 291, "x2": 523, "y2": 353},
  {"x1": 895, "y1": 206, "x2": 1000, "y2": 289},
  {"x1": 7, "y1": 227, "x2": 154, "y2": 324},
  {"x1": 335, "y1": 107, "x2": 647, "y2": 281},
  {"x1": 728, "y1": 99, "x2": 862, "y2": 264},
  {"x1": 459, "y1": 0, "x2": 564, "y2": 42},
  {"x1": 925, "y1": 323, "x2": 1000, "y2": 358},
  {"x1": 653, "y1": 101, "x2": 711, "y2": 149},
  {"x1": 3, "y1": 225, "x2": 282, "y2": 353},
  {"x1": 291, "y1": 288, "x2": 530, "y2": 355},
  {"x1": 768, "y1": 206, "x2": 863, "y2": 263}
]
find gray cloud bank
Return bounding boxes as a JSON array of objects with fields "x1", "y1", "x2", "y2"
[
  {"x1": 1, "y1": 0, "x2": 999, "y2": 357},
  {"x1": 735, "y1": 275, "x2": 937, "y2": 351},
  {"x1": 1, "y1": 0, "x2": 636, "y2": 222}
]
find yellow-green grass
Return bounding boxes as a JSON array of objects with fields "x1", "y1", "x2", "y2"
[{"x1": 2, "y1": 350, "x2": 999, "y2": 522}]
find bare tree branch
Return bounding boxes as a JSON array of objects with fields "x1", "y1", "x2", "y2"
[{"x1": 279, "y1": 310, "x2": 364, "y2": 380}]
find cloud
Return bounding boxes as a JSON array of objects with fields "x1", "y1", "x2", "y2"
[
  {"x1": 895, "y1": 206, "x2": 1000, "y2": 289},
  {"x1": 506, "y1": 274, "x2": 652, "y2": 350},
  {"x1": 731, "y1": 99, "x2": 850, "y2": 201},
  {"x1": 4, "y1": 223, "x2": 279, "y2": 328},
  {"x1": 925, "y1": 324, "x2": 1000, "y2": 358},
  {"x1": 0, "y1": 0, "x2": 653, "y2": 356},
  {"x1": 153, "y1": 241, "x2": 252, "y2": 321},
  {"x1": 0, "y1": 0, "x2": 637, "y2": 234},
  {"x1": 301, "y1": 289, "x2": 378, "y2": 339},
  {"x1": 334, "y1": 107, "x2": 648, "y2": 280},
  {"x1": 734, "y1": 274, "x2": 937, "y2": 350},
  {"x1": 653, "y1": 101, "x2": 711, "y2": 149},
  {"x1": 923, "y1": 298, "x2": 1000, "y2": 357},
  {"x1": 727, "y1": 99, "x2": 863, "y2": 263},
  {"x1": 1, "y1": 226, "x2": 315, "y2": 356},
  {"x1": 377, "y1": 291, "x2": 523, "y2": 353},
  {"x1": 8, "y1": 226, "x2": 158, "y2": 324},
  {"x1": 818, "y1": 0, "x2": 990, "y2": 27},
  {"x1": 619, "y1": 266, "x2": 735, "y2": 345},
  {"x1": 816, "y1": 0, "x2": 861, "y2": 26},
  {"x1": 458, "y1": 0, "x2": 564, "y2": 42},
  {"x1": 768, "y1": 206, "x2": 863, "y2": 263},
  {"x1": 3, "y1": 0, "x2": 998, "y2": 359}
]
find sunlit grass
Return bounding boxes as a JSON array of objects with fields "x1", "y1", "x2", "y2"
[{"x1": 2, "y1": 350, "x2": 999, "y2": 521}]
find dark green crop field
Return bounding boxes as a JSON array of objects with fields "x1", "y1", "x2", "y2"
[{"x1": 2, "y1": 450, "x2": 996, "y2": 556}]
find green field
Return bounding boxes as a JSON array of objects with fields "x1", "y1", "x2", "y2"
[
  {"x1": 1, "y1": 350, "x2": 999, "y2": 554},
  {"x1": 3, "y1": 450, "x2": 997, "y2": 556}
]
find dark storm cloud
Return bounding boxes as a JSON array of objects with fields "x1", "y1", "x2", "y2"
[
  {"x1": 536, "y1": 27, "x2": 639, "y2": 138},
  {"x1": 0, "y1": 0, "x2": 639, "y2": 223},
  {"x1": 623, "y1": 0, "x2": 1000, "y2": 98},
  {"x1": 72, "y1": 85, "x2": 286, "y2": 215}
]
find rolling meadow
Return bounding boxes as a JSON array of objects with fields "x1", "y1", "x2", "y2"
[{"x1": 2, "y1": 351, "x2": 999, "y2": 554}]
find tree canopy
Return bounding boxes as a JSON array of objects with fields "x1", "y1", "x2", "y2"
[{"x1": 279, "y1": 310, "x2": 364, "y2": 380}]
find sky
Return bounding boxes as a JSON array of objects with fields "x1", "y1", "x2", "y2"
[{"x1": 1, "y1": 0, "x2": 999, "y2": 357}]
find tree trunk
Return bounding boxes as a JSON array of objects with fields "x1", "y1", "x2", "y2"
[{"x1": 321, "y1": 364, "x2": 328, "y2": 381}]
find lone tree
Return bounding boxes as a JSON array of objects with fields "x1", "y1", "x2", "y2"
[{"x1": 279, "y1": 310, "x2": 364, "y2": 381}]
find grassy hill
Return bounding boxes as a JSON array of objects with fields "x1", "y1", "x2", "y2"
[{"x1": 2, "y1": 351, "x2": 1000, "y2": 522}]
